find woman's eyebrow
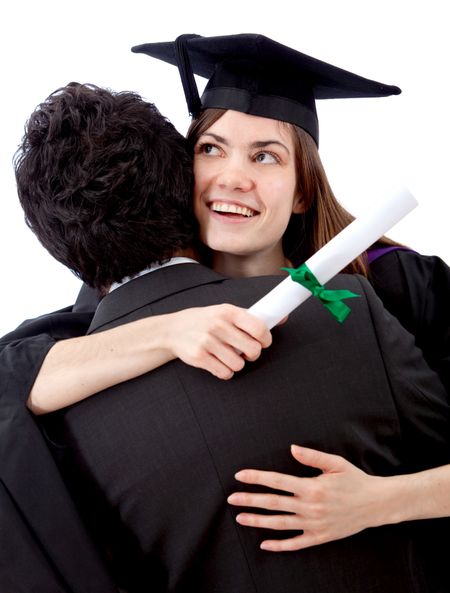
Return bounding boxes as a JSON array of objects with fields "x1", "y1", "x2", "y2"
[
  {"x1": 200, "y1": 133, "x2": 290, "y2": 154},
  {"x1": 199, "y1": 132, "x2": 228, "y2": 145},
  {"x1": 250, "y1": 140, "x2": 290, "y2": 154}
]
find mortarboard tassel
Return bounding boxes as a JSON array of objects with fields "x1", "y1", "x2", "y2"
[{"x1": 174, "y1": 34, "x2": 202, "y2": 118}]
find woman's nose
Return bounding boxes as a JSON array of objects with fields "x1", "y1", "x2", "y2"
[{"x1": 215, "y1": 159, "x2": 255, "y2": 192}]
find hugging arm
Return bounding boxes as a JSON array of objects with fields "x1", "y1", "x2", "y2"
[
  {"x1": 229, "y1": 446, "x2": 450, "y2": 551},
  {"x1": 228, "y1": 276, "x2": 450, "y2": 550},
  {"x1": 6, "y1": 305, "x2": 271, "y2": 415},
  {"x1": 0, "y1": 306, "x2": 94, "y2": 407}
]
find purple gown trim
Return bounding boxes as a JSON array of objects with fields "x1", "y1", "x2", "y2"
[{"x1": 367, "y1": 246, "x2": 413, "y2": 264}]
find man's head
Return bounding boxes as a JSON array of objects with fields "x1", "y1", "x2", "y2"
[{"x1": 15, "y1": 82, "x2": 197, "y2": 290}]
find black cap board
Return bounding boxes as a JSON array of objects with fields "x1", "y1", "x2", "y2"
[{"x1": 132, "y1": 33, "x2": 401, "y2": 145}]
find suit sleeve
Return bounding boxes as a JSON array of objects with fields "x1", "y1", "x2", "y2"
[
  {"x1": 357, "y1": 275, "x2": 450, "y2": 473},
  {"x1": 0, "y1": 405, "x2": 119, "y2": 593},
  {"x1": 1, "y1": 309, "x2": 117, "y2": 590}
]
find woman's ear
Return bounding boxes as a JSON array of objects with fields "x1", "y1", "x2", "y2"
[{"x1": 292, "y1": 194, "x2": 305, "y2": 214}]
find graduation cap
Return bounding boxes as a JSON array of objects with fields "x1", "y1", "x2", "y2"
[{"x1": 132, "y1": 33, "x2": 401, "y2": 145}]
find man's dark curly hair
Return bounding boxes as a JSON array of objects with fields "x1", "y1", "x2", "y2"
[{"x1": 14, "y1": 82, "x2": 197, "y2": 290}]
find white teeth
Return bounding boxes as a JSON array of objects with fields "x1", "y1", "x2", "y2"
[{"x1": 210, "y1": 202, "x2": 256, "y2": 217}]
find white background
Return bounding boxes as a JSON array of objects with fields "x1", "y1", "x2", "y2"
[{"x1": 1, "y1": 0, "x2": 448, "y2": 336}]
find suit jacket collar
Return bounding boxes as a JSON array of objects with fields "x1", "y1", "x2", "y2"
[{"x1": 89, "y1": 263, "x2": 227, "y2": 333}]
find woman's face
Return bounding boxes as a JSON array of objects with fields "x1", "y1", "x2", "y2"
[{"x1": 193, "y1": 110, "x2": 302, "y2": 271}]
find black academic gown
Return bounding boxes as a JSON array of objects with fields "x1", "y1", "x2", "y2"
[
  {"x1": 369, "y1": 249, "x2": 450, "y2": 393},
  {"x1": 43, "y1": 264, "x2": 450, "y2": 593},
  {"x1": 1, "y1": 251, "x2": 449, "y2": 591},
  {"x1": 0, "y1": 305, "x2": 118, "y2": 592}
]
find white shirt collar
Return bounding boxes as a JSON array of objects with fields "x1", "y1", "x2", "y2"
[{"x1": 109, "y1": 257, "x2": 199, "y2": 293}]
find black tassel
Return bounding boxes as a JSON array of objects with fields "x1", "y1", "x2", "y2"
[{"x1": 174, "y1": 34, "x2": 202, "y2": 118}]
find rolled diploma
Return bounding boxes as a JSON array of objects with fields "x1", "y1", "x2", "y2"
[{"x1": 248, "y1": 188, "x2": 418, "y2": 329}]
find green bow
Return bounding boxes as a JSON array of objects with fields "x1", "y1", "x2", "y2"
[{"x1": 281, "y1": 263, "x2": 360, "y2": 323}]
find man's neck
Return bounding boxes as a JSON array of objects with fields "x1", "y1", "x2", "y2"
[
  {"x1": 105, "y1": 247, "x2": 200, "y2": 293},
  {"x1": 172, "y1": 246, "x2": 199, "y2": 261}
]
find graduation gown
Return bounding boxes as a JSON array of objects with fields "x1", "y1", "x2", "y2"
[
  {"x1": 1, "y1": 250, "x2": 449, "y2": 590},
  {"x1": 44, "y1": 264, "x2": 450, "y2": 592},
  {"x1": 369, "y1": 249, "x2": 450, "y2": 393},
  {"x1": 0, "y1": 305, "x2": 118, "y2": 592}
]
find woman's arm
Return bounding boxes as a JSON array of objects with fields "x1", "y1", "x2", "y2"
[
  {"x1": 29, "y1": 304, "x2": 272, "y2": 414},
  {"x1": 228, "y1": 445, "x2": 450, "y2": 551}
]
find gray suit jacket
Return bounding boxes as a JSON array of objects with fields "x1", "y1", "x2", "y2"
[{"x1": 52, "y1": 264, "x2": 450, "y2": 592}]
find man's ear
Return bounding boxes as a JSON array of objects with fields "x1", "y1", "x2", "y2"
[{"x1": 292, "y1": 195, "x2": 305, "y2": 214}]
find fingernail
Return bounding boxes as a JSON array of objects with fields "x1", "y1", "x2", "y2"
[{"x1": 234, "y1": 471, "x2": 244, "y2": 479}]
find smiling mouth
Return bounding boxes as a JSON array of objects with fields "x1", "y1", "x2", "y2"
[{"x1": 208, "y1": 201, "x2": 257, "y2": 218}]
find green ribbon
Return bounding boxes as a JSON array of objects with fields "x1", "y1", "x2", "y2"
[{"x1": 281, "y1": 263, "x2": 360, "y2": 323}]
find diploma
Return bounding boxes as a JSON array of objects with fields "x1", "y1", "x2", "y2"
[{"x1": 248, "y1": 188, "x2": 418, "y2": 329}]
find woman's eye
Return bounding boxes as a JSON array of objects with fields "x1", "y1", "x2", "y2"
[
  {"x1": 198, "y1": 143, "x2": 221, "y2": 156},
  {"x1": 255, "y1": 151, "x2": 279, "y2": 164}
]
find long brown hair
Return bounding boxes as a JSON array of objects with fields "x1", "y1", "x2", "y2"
[{"x1": 187, "y1": 109, "x2": 400, "y2": 276}]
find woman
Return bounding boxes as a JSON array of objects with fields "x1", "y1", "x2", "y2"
[
  {"x1": 183, "y1": 86, "x2": 450, "y2": 550},
  {"x1": 5, "y1": 34, "x2": 450, "y2": 552}
]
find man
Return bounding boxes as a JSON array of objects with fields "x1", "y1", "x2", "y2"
[{"x1": 6, "y1": 82, "x2": 450, "y2": 592}]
